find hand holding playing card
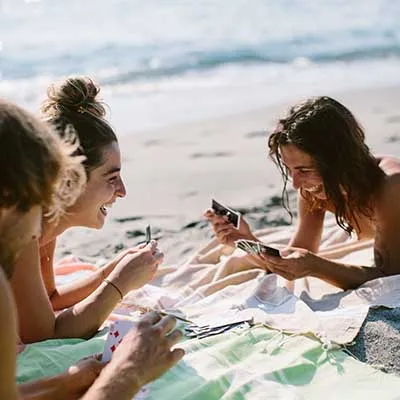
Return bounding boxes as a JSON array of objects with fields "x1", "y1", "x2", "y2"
[
  {"x1": 107, "y1": 240, "x2": 164, "y2": 296},
  {"x1": 204, "y1": 208, "x2": 255, "y2": 247},
  {"x1": 259, "y1": 246, "x2": 319, "y2": 280},
  {"x1": 99, "y1": 312, "x2": 184, "y2": 397},
  {"x1": 107, "y1": 243, "x2": 148, "y2": 272}
]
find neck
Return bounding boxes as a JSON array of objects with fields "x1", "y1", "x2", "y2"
[{"x1": 39, "y1": 213, "x2": 77, "y2": 247}]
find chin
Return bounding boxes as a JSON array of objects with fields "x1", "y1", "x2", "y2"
[{"x1": 95, "y1": 215, "x2": 106, "y2": 229}]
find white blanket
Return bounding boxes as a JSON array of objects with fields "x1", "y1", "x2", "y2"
[{"x1": 115, "y1": 219, "x2": 400, "y2": 345}]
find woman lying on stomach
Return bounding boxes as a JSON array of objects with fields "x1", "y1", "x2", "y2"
[
  {"x1": 11, "y1": 76, "x2": 164, "y2": 343},
  {"x1": 203, "y1": 96, "x2": 400, "y2": 290},
  {"x1": 0, "y1": 98, "x2": 184, "y2": 400}
]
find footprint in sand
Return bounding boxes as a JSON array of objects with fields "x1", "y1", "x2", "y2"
[
  {"x1": 386, "y1": 115, "x2": 400, "y2": 124},
  {"x1": 190, "y1": 151, "x2": 231, "y2": 158},
  {"x1": 385, "y1": 134, "x2": 400, "y2": 143},
  {"x1": 245, "y1": 130, "x2": 268, "y2": 139}
]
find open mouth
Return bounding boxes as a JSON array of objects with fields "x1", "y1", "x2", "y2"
[{"x1": 100, "y1": 202, "x2": 114, "y2": 217}]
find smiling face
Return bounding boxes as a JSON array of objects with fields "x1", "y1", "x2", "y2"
[
  {"x1": 279, "y1": 144, "x2": 327, "y2": 200},
  {"x1": 66, "y1": 141, "x2": 126, "y2": 229}
]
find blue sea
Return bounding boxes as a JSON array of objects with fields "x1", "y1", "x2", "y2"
[{"x1": 1, "y1": 0, "x2": 400, "y2": 133}]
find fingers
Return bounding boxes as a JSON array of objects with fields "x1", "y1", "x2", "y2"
[
  {"x1": 166, "y1": 329, "x2": 183, "y2": 347},
  {"x1": 204, "y1": 209, "x2": 229, "y2": 225},
  {"x1": 154, "y1": 315, "x2": 178, "y2": 335},
  {"x1": 169, "y1": 347, "x2": 185, "y2": 364},
  {"x1": 144, "y1": 240, "x2": 158, "y2": 252},
  {"x1": 140, "y1": 310, "x2": 163, "y2": 325},
  {"x1": 203, "y1": 208, "x2": 215, "y2": 218},
  {"x1": 153, "y1": 248, "x2": 164, "y2": 263}
]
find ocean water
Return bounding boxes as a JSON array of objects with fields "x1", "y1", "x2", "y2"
[{"x1": 1, "y1": 0, "x2": 400, "y2": 133}]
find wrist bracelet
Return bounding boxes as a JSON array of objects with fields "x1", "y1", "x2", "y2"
[{"x1": 103, "y1": 279, "x2": 123, "y2": 300}]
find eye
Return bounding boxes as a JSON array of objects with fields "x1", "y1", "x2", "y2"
[{"x1": 108, "y1": 175, "x2": 118, "y2": 184}]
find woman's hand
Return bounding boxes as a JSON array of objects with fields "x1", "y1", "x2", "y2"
[
  {"x1": 259, "y1": 247, "x2": 319, "y2": 280},
  {"x1": 203, "y1": 208, "x2": 255, "y2": 247},
  {"x1": 105, "y1": 243, "x2": 147, "y2": 274},
  {"x1": 107, "y1": 241, "x2": 164, "y2": 295}
]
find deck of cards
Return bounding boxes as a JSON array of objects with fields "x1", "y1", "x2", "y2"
[
  {"x1": 211, "y1": 199, "x2": 241, "y2": 229},
  {"x1": 235, "y1": 239, "x2": 280, "y2": 257}
]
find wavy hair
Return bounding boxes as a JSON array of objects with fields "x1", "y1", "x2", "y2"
[{"x1": 268, "y1": 96, "x2": 384, "y2": 234}]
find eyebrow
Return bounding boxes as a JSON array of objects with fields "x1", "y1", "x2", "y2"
[{"x1": 102, "y1": 167, "x2": 121, "y2": 176}]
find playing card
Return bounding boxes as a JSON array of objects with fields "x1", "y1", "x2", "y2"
[
  {"x1": 145, "y1": 224, "x2": 151, "y2": 244},
  {"x1": 211, "y1": 199, "x2": 241, "y2": 229},
  {"x1": 257, "y1": 242, "x2": 281, "y2": 257},
  {"x1": 235, "y1": 239, "x2": 257, "y2": 256},
  {"x1": 235, "y1": 239, "x2": 280, "y2": 258},
  {"x1": 102, "y1": 320, "x2": 135, "y2": 362}
]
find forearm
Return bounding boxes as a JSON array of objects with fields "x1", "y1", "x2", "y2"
[
  {"x1": 312, "y1": 257, "x2": 384, "y2": 290},
  {"x1": 18, "y1": 374, "x2": 69, "y2": 400},
  {"x1": 318, "y1": 239, "x2": 374, "y2": 260},
  {"x1": 54, "y1": 281, "x2": 122, "y2": 339},
  {"x1": 51, "y1": 267, "x2": 106, "y2": 310},
  {"x1": 81, "y1": 362, "x2": 141, "y2": 400}
]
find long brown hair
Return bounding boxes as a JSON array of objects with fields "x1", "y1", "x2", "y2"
[{"x1": 268, "y1": 96, "x2": 385, "y2": 234}]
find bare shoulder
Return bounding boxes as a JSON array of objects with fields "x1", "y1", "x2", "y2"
[
  {"x1": 381, "y1": 172, "x2": 400, "y2": 208},
  {"x1": 376, "y1": 154, "x2": 400, "y2": 176},
  {"x1": 373, "y1": 171, "x2": 400, "y2": 275}
]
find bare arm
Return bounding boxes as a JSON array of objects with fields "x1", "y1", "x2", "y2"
[
  {"x1": 0, "y1": 269, "x2": 20, "y2": 400},
  {"x1": 11, "y1": 241, "x2": 162, "y2": 342},
  {"x1": 41, "y1": 240, "x2": 113, "y2": 311},
  {"x1": 288, "y1": 193, "x2": 325, "y2": 252}
]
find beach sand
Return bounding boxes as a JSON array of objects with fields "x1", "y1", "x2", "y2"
[
  {"x1": 56, "y1": 84, "x2": 400, "y2": 374},
  {"x1": 57, "y1": 84, "x2": 400, "y2": 263}
]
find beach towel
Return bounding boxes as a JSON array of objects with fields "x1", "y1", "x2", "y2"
[{"x1": 16, "y1": 219, "x2": 400, "y2": 398}]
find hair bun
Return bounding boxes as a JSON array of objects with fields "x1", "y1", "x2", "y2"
[{"x1": 41, "y1": 76, "x2": 106, "y2": 118}]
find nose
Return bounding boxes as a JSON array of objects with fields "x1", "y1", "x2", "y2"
[
  {"x1": 291, "y1": 171, "x2": 303, "y2": 190},
  {"x1": 116, "y1": 176, "x2": 127, "y2": 198}
]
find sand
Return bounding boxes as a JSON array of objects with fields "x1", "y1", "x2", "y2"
[{"x1": 56, "y1": 84, "x2": 400, "y2": 374}]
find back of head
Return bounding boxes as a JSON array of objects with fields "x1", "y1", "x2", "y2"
[
  {"x1": 0, "y1": 99, "x2": 63, "y2": 212},
  {"x1": 268, "y1": 96, "x2": 384, "y2": 233},
  {"x1": 0, "y1": 99, "x2": 85, "y2": 275},
  {"x1": 41, "y1": 76, "x2": 117, "y2": 175}
]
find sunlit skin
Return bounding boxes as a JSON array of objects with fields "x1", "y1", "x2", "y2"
[
  {"x1": 0, "y1": 205, "x2": 42, "y2": 276},
  {"x1": 11, "y1": 142, "x2": 164, "y2": 343},
  {"x1": 279, "y1": 144, "x2": 327, "y2": 201},
  {"x1": 59, "y1": 142, "x2": 126, "y2": 231},
  {"x1": 201, "y1": 144, "x2": 400, "y2": 291}
]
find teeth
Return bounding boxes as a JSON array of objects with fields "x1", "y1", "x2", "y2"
[{"x1": 306, "y1": 185, "x2": 321, "y2": 193}]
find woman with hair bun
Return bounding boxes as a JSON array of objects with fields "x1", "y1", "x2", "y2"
[{"x1": 11, "y1": 76, "x2": 164, "y2": 343}]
